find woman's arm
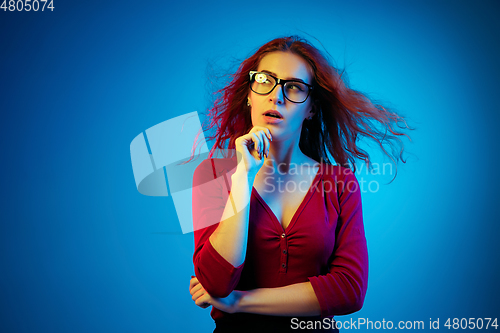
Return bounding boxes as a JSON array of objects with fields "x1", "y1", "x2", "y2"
[
  {"x1": 192, "y1": 127, "x2": 272, "y2": 298},
  {"x1": 207, "y1": 167, "x2": 254, "y2": 268},
  {"x1": 236, "y1": 281, "x2": 321, "y2": 316},
  {"x1": 207, "y1": 127, "x2": 271, "y2": 267},
  {"x1": 192, "y1": 161, "x2": 252, "y2": 298},
  {"x1": 190, "y1": 277, "x2": 321, "y2": 316},
  {"x1": 307, "y1": 168, "x2": 368, "y2": 316}
]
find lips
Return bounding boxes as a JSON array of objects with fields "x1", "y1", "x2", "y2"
[
  {"x1": 262, "y1": 109, "x2": 284, "y2": 124},
  {"x1": 263, "y1": 110, "x2": 283, "y2": 119}
]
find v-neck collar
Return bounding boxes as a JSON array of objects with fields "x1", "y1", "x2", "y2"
[{"x1": 252, "y1": 165, "x2": 323, "y2": 234}]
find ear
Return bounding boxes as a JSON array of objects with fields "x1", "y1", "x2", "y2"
[
  {"x1": 307, "y1": 99, "x2": 319, "y2": 119},
  {"x1": 247, "y1": 90, "x2": 253, "y2": 106}
]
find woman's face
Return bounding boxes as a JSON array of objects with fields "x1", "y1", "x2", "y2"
[{"x1": 248, "y1": 51, "x2": 314, "y2": 141}]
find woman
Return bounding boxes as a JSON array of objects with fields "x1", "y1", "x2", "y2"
[{"x1": 189, "y1": 36, "x2": 410, "y2": 332}]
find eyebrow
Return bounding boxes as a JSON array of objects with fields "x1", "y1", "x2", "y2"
[{"x1": 260, "y1": 70, "x2": 309, "y2": 84}]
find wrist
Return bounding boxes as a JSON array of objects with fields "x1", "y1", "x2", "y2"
[
  {"x1": 234, "y1": 290, "x2": 250, "y2": 313},
  {"x1": 231, "y1": 167, "x2": 257, "y2": 185}
]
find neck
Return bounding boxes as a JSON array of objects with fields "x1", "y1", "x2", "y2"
[{"x1": 264, "y1": 134, "x2": 316, "y2": 174}]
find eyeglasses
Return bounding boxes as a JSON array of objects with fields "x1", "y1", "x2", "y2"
[{"x1": 249, "y1": 71, "x2": 313, "y2": 103}]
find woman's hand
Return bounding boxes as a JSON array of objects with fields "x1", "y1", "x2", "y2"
[
  {"x1": 189, "y1": 276, "x2": 244, "y2": 314},
  {"x1": 234, "y1": 126, "x2": 272, "y2": 178}
]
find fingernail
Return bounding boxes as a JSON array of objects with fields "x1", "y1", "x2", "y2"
[{"x1": 191, "y1": 275, "x2": 195, "y2": 278}]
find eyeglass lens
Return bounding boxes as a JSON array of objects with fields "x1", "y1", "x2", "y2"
[{"x1": 251, "y1": 72, "x2": 309, "y2": 103}]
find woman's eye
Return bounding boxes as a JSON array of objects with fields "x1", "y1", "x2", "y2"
[{"x1": 287, "y1": 83, "x2": 305, "y2": 91}]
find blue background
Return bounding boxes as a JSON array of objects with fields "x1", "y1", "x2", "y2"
[{"x1": 1, "y1": 0, "x2": 499, "y2": 331}]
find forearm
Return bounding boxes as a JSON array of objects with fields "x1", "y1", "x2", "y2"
[
  {"x1": 208, "y1": 168, "x2": 255, "y2": 267},
  {"x1": 237, "y1": 282, "x2": 321, "y2": 316}
]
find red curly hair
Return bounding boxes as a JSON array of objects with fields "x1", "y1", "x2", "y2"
[{"x1": 199, "y1": 36, "x2": 411, "y2": 174}]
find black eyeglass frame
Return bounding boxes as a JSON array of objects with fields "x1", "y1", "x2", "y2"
[{"x1": 249, "y1": 71, "x2": 314, "y2": 104}]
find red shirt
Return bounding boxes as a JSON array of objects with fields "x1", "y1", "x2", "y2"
[{"x1": 192, "y1": 157, "x2": 368, "y2": 324}]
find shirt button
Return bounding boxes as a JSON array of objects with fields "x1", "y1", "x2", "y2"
[
  {"x1": 283, "y1": 249, "x2": 287, "y2": 254},
  {"x1": 282, "y1": 263, "x2": 286, "y2": 268},
  {"x1": 281, "y1": 233, "x2": 286, "y2": 238}
]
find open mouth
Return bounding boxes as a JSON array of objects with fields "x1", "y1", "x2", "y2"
[{"x1": 263, "y1": 110, "x2": 283, "y2": 119}]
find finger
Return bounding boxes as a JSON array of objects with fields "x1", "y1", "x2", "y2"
[
  {"x1": 251, "y1": 126, "x2": 272, "y2": 141},
  {"x1": 265, "y1": 128, "x2": 272, "y2": 141},
  {"x1": 250, "y1": 132, "x2": 262, "y2": 157},
  {"x1": 255, "y1": 130, "x2": 270, "y2": 158},
  {"x1": 189, "y1": 277, "x2": 199, "y2": 291},
  {"x1": 192, "y1": 287, "x2": 207, "y2": 302},
  {"x1": 249, "y1": 127, "x2": 272, "y2": 156},
  {"x1": 190, "y1": 282, "x2": 203, "y2": 296},
  {"x1": 257, "y1": 130, "x2": 271, "y2": 158},
  {"x1": 195, "y1": 293, "x2": 211, "y2": 307},
  {"x1": 254, "y1": 131, "x2": 266, "y2": 158}
]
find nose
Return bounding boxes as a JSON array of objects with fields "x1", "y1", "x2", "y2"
[{"x1": 269, "y1": 83, "x2": 285, "y2": 104}]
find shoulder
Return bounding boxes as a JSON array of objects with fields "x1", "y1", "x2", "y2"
[
  {"x1": 321, "y1": 163, "x2": 356, "y2": 180},
  {"x1": 320, "y1": 163, "x2": 360, "y2": 195},
  {"x1": 193, "y1": 156, "x2": 238, "y2": 181}
]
